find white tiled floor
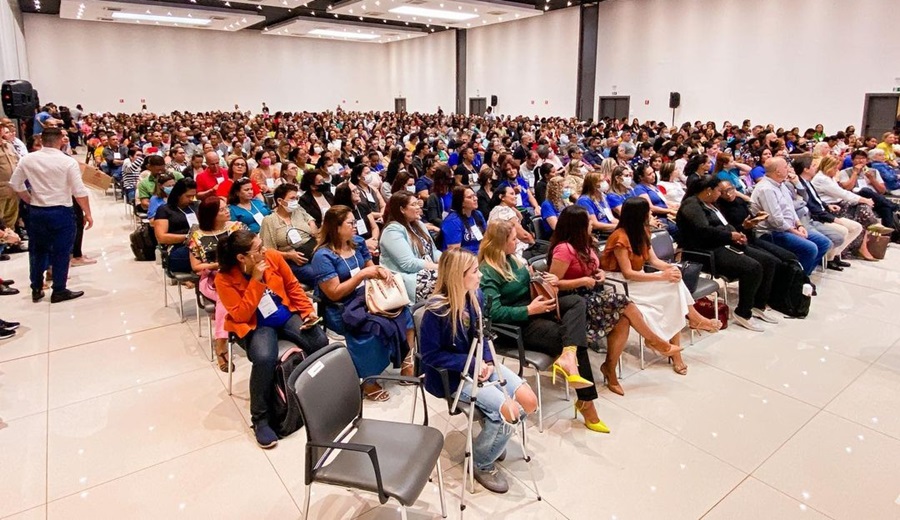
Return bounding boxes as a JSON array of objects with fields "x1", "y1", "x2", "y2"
[{"x1": 2, "y1": 189, "x2": 900, "y2": 520}]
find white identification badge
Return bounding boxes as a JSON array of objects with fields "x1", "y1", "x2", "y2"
[
  {"x1": 215, "y1": 176, "x2": 224, "y2": 184},
  {"x1": 515, "y1": 193, "x2": 523, "y2": 206},
  {"x1": 266, "y1": 178, "x2": 275, "y2": 189},
  {"x1": 113, "y1": 152, "x2": 121, "y2": 160},
  {"x1": 602, "y1": 205, "x2": 614, "y2": 222},
  {"x1": 470, "y1": 173, "x2": 478, "y2": 186},
  {"x1": 286, "y1": 228, "x2": 303, "y2": 245},
  {"x1": 355, "y1": 219, "x2": 367, "y2": 235},
  {"x1": 185, "y1": 212, "x2": 199, "y2": 228},
  {"x1": 253, "y1": 211, "x2": 265, "y2": 226},
  {"x1": 258, "y1": 291, "x2": 278, "y2": 318},
  {"x1": 470, "y1": 225, "x2": 483, "y2": 240},
  {"x1": 349, "y1": 265, "x2": 360, "y2": 278},
  {"x1": 366, "y1": 191, "x2": 375, "y2": 203}
]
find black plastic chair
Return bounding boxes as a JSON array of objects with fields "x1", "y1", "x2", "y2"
[{"x1": 292, "y1": 343, "x2": 446, "y2": 520}]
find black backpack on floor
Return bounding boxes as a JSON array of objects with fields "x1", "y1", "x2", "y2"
[
  {"x1": 271, "y1": 346, "x2": 307, "y2": 437},
  {"x1": 129, "y1": 223, "x2": 157, "y2": 261},
  {"x1": 768, "y1": 260, "x2": 811, "y2": 318}
]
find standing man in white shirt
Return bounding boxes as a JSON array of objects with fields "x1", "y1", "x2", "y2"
[{"x1": 9, "y1": 127, "x2": 93, "y2": 303}]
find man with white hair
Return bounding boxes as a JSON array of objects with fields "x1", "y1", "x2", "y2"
[
  {"x1": 751, "y1": 157, "x2": 832, "y2": 277},
  {"x1": 866, "y1": 147, "x2": 900, "y2": 194}
]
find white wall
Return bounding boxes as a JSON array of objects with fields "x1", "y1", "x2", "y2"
[
  {"x1": 467, "y1": 8, "x2": 580, "y2": 117},
  {"x1": 595, "y1": 0, "x2": 900, "y2": 131},
  {"x1": 387, "y1": 30, "x2": 455, "y2": 113},
  {"x1": 0, "y1": 0, "x2": 29, "y2": 90},
  {"x1": 23, "y1": 14, "x2": 392, "y2": 113}
]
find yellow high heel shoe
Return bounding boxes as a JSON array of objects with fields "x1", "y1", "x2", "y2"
[
  {"x1": 574, "y1": 400, "x2": 610, "y2": 434},
  {"x1": 551, "y1": 347, "x2": 594, "y2": 389}
]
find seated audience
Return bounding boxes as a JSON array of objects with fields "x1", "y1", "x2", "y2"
[
  {"x1": 475, "y1": 166, "x2": 496, "y2": 219},
  {"x1": 298, "y1": 169, "x2": 334, "y2": 227},
  {"x1": 441, "y1": 186, "x2": 486, "y2": 253},
  {"x1": 633, "y1": 164, "x2": 679, "y2": 240},
  {"x1": 379, "y1": 191, "x2": 441, "y2": 303},
  {"x1": 228, "y1": 178, "x2": 271, "y2": 234},
  {"x1": 496, "y1": 158, "x2": 540, "y2": 215},
  {"x1": 576, "y1": 172, "x2": 618, "y2": 235},
  {"x1": 600, "y1": 198, "x2": 721, "y2": 375},
  {"x1": 487, "y1": 185, "x2": 537, "y2": 258},
  {"x1": 539, "y1": 176, "x2": 570, "y2": 237},
  {"x1": 420, "y1": 249, "x2": 537, "y2": 494},
  {"x1": 146, "y1": 173, "x2": 175, "y2": 220},
  {"x1": 215, "y1": 230, "x2": 328, "y2": 449},
  {"x1": 259, "y1": 183, "x2": 319, "y2": 286},
  {"x1": 153, "y1": 178, "x2": 198, "y2": 273},
  {"x1": 479, "y1": 219, "x2": 609, "y2": 434},
  {"x1": 138, "y1": 155, "x2": 182, "y2": 211},
  {"x1": 606, "y1": 165, "x2": 635, "y2": 216},
  {"x1": 548, "y1": 205, "x2": 682, "y2": 394},
  {"x1": 188, "y1": 196, "x2": 245, "y2": 371},
  {"x1": 333, "y1": 182, "x2": 380, "y2": 256},
  {"x1": 311, "y1": 205, "x2": 415, "y2": 402},
  {"x1": 812, "y1": 156, "x2": 882, "y2": 260},
  {"x1": 657, "y1": 163, "x2": 686, "y2": 206}
]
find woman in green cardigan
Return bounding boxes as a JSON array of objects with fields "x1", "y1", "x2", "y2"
[{"x1": 478, "y1": 219, "x2": 609, "y2": 434}]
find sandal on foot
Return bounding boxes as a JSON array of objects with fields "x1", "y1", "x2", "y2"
[{"x1": 363, "y1": 384, "x2": 391, "y2": 402}]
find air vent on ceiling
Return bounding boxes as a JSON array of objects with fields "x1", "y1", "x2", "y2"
[
  {"x1": 99, "y1": 17, "x2": 114, "y2": 21},
  {"x1": 103, "y1": 7, "x2": 122, "y2": 11},
  {"x1": 383, "y1": 32, "x2": 398, "y2": 36},
  {"x1": 367, "y1": 11, "x2": 383, "y2": 16},
  {"x1": 405, "y1": 0, "x2": 427, "y2": 4},
  {"x1": 485, "y1": 11, "x2": 507, "y2": 16},
  {"x1": 209, "y1": 16, "x2": 226, "y2": 20}
]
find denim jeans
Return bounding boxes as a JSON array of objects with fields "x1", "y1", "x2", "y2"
[
  {"x1": 27, "y1": 206, "x2": 76, "y2": 292},
  {"x1": 458, "y1": 364, "x2": 526, "y2": 471},
  {"x1": 763, "y1": 229, "x2": 832, "y2": 276},
  {"x1": 245, "y1": 314, "x2": 328, "y2": 426}
]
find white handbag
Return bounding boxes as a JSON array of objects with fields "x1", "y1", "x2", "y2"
[{"x1": 365, "y1": 272, "x2": 410, "y2": 318}]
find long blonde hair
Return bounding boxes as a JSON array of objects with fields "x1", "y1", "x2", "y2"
[
  {"x1": 426, "y1": 249, "x2": 480, "y2": 339},
  {"x1": 817, "y1": 155, "x2": 839, "y2": 175},
  {"x1": 477, "y1": 219, "x2": 520, "y2": 281},
  {"x1": 597, "y1": 157, "x2": 618, "y2": 179}
]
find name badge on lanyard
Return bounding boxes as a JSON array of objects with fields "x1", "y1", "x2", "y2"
[
  {"x1": 356, "y1": 218, "x2": 367, "y2": 235},
  {"x1": 470, "y1": 223, "x2": 483, "y2": 241},
  {"x1": 183, "y1": 209, "x2": 199, "y2": 228},
  {"x1": 515, "y1": 192, "x2": 523, "y2": 207},
  {"x1": 252, "y1": 208, "x2": 265, "y2": 226},
  {"x1": 366, "y1": 190, "x2": 375, "y2": 203},
  {"x1": 342, "y1": 255, "x2": 363, "y2": 289},
  {"x1": 258, "y1": 289, "x2": 278, "y2": 318},
  {"x1": 601, "y1": 204, "x2": 614, "y2": 222}
]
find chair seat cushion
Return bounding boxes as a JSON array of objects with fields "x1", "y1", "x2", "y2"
[
  {"x1": 493, "y1": 346, "x2": 554, "y2": 371},
  {"x1": 314, "y1": 419, "x2": 444, "y2": 506},
  {"x1": 172, "y1": 272, "x2": 200, "y2": 283},
  {"x1": 692, "y1": 278, "x2": 719, "y2": 300}
]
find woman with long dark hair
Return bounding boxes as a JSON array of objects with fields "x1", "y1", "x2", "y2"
[
  {"x1": 227, "y1": 177, "x2": 271, "y2": 234},
  {"x1": 547, "y1": 205, "x2": 681, "y2": 394},
  {"x1": 153, "y1": 178, "x2": 198, "y2": 273},
  {"x1": 379, "y1": 191, "x2": 441, "y2": 303}
]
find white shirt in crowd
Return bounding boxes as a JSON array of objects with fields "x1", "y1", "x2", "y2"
[
  {"x1": 9, "y1": 147, "x2": 89, "y2": 207},
  {"x1": 811, "y1": 171, "x2": 861, "y2": 205}
]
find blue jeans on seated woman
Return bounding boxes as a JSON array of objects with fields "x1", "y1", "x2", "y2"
[
  {"x1": 245, "y1": 314, "x2": 328, "y2": 426},
  {"x1": 167, "y1": 244, "x2": 192, "y2": 273},
  {"x1": 458, "y1": 364, "x2": 526, "y2": 471}
]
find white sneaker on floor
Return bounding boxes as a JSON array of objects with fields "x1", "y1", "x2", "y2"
[
  {"x1": 752, "y1": 308, "x2": 780, "y2": 324},
  {"x1": 733, "y1": 314, "x2": 764, "y2": 332}
]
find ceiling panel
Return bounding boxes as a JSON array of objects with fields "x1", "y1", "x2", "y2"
[
  {"x1": 262, "y1": 15, "x2": 426, "y2": 42},
  {"x1": 58, "y1": 0, "x2": 265, "y2": 30},
  {"x1": 328, "y1": 0, "x2": 541, "y2": 30}
]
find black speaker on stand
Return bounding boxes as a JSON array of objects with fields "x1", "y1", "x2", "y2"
[
  {"x1": 490, "y1": 95, "x2": 498, "y2": 107},
  {"x1": 669, "y1": 92, "x2": 680, "y2": 127},
  {"x1": 2, "y1": 80, "x2": 36, "y2": 119}
]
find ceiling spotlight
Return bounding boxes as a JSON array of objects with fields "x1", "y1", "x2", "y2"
[
  {"x1": 544, "y1": 5, "x2": 549, "y2": 10},
  {"x1": 78, "y1": 2, "x2": 84, "y2": 7},
  {"x1": 224, "y1": 1, "x2": 231, "y2": 6},
  {"x1": 334, "y1": 13, "x2": 338, "y2": 17},
  {"x1": 257, "y1": 5, "x2": 262, "y2": 9},
  {"x1": 311, "y1": 10, "x2": 315, "y2": 15},
  {"x1": 359, "y1": 16, "x2": 363, "y2": 20}
]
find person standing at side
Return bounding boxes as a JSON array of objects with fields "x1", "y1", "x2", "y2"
[{"x1": 9, "y1": 127, "x2": 93, "y2": 303}]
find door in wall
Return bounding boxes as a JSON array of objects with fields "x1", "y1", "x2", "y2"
[
  {"x1": 394, "y1": 98, "x2": 407, "y2": 113},
  {"x1": 469, "y1": 97, "x2": 487, "y2": 116},
  {"x1": 598, "y1": 96, "x2": 630, "y2": 121},
  {"x1": 862, "y1": 94, "x2": 900, "y2": 139}
]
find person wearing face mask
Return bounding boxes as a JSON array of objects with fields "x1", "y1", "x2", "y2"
[
  {"x1": 147, "y1": 173, "x2": 176, "y2": 220},
  {"x1": 250, "y1": 150, "x2": 278, "y2": 194},
  {"x1": 577, "y1": 172, "x2": 618, "y2": 237},
  {"x1": 216, "y1": 230, "x2": 328, "y2": 449},
  {"x1": 153, "y1": 178, "x2": 199, "y2": 274},
  {"x1": 634, "y1": 164, "x2": 679, "y2": 241},
  {"x1": 298, "y1": 169, "x2": 334, "y2": 227},
  {"x1": 606, "y1": 166, "x2": 636, "y2": 215},
  {"x1": 260, "y1": 183, "x2": 319, "y2": 287},
  {"x1": 333, "y1": 182, "x2": 380, "y2": 256}
]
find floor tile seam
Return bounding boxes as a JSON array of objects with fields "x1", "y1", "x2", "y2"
[
  {"x1": 745, "y1": 476, "x2": 838, "y2": 520},
  {"x1": 746, "y1": 407, "x2": 824, "y2": 477},
  {"x1": 819, "y1": 274, "x2": 900, "y2": 296},
  {"x1": 0, "y1": 504, "x2": 47, "y2": 520},
  {"x1": 698, "y1": 474, "x2": 753, "y2": 520},
  {"x1": 815, "y1": 408, "x2": 900, "y2": 443},
  {"x1": 44, "y1": 321, "x2": 200, "y2": 353},
  {"x1": 43, "y1": 364, "x2": 214, "y2": 413},
  {"x1": 43, "y1": 432, "x2": 245, "y2": 505}
]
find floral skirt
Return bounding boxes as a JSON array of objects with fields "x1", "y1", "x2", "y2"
[
  {"x1": 415, "y1": 269, "x2": 438, "y2": 302},
  {"x1": 567, "y1": 286, "x2": 630, "y2": 351},
  {"x1": 835, "y1": 201, "x2": 879, "y2": 256}
]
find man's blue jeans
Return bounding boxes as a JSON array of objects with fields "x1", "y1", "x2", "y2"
[
  {"x1": 27, "y1": 206, "x2": 76, "y2": 292},
  {"x1": 763, "y1": 229, "x2": 832, "y2": 276}
]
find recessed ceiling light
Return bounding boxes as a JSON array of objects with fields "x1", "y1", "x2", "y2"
[
  {"x1": 389, "y1": 5, "x2": 477, "y2": 21},
  {"x1": 112, "y1": 12, "x2": 211, "y2": 25},
  {"x1": 308, "y1": 28, "x2": 379, "y2": 40}
]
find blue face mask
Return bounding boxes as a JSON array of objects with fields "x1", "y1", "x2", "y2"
[
  {"x1": 163, "y1": 186, "x2": 173, "y2": 195},
  {"x1": 562, "y1": 188, "x2": 572, "y2": 200}
]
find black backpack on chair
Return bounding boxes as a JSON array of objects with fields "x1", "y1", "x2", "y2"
[
  {"x1": 272, "y1": 346, "x2": 308, "y2": 437},
  {"x1": 129, "y1": 223, "x2": 157, "y2": 261},
  {"x1": 768, "y1": 260, "x2": 811, "y2": 318}
]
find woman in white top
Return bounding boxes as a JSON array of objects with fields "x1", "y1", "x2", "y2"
[
  {"x1": 657, "y1": 162, "x2": 686, "y2": 206},
  {"x1": 487, "y1": 185, "x2": 536, "y2": 258},
  {"x1": 811, "y1": 156, "x2": 880, "y2": 260}
]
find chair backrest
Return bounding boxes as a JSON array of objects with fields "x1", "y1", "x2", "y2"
[
  {"x1": 527, "y1": 253, "x2": 547, "y2": 266},
  {"x1": 650, "y1": 230, "x2": 675, "y2": 263},
  {"x1": 292, "y1": 344, "x2": 361, "y2": 447},
  {"x1": 531, "y1": 257, "x2": 548, "y2": 273},
  {"x1": 533, "y1": 218, "x2": 547, "y2": 241}
]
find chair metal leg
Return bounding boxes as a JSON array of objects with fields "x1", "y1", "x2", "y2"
[
  {"x1": 399, "y1": 506, "x2": 408, "y2": 520},
  {"x1": 207, "y1": 315, "x2": 215, "y2": 362},
  {"x1": 302, "y1": 483, "x2": 311, "y2": 520},
  {"x1": 163, "y1": 275, "x2": 168, "y2": 307},
  {"x1": 639, "y1": 336, "x2": 645, "y2": 370},
  {"x1": 534, "y1": 367, "x2": 544, "y2": 433},
  {"x1": 617, "y1": 354, "x2": 623, "y2": 378},
  {"x1": 227, "y1": 339, "x2": 234, "y2": 396},
  {"x1": 196, "y1": 301, "x2": 202, "y2": 337},
  {"x1": 177, "y1": 284, "x2": 185, "y2": 322},
  {"x1": 436, "y1": 458, "x2": 447, "y2": 519}
]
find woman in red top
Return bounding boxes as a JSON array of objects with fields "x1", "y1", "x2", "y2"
[
  {"x1": 216, "y1": 229, "x2": 328, "y2": 449},
  {"x1": 547, "y1": 205, "x2": 682, "y2": 395}
]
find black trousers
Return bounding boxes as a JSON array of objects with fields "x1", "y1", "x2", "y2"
[
  {"x1": 858, "y1": 187, "x2": 898, "y2": 227},
  {"x1": 72, "y1": 198, "x2": 84, "y2": 258},
  {"x1": 711, "y1": 245, "x2": 778, "y2": 319},
  {"x1": 520, "y1": 294, "x2": 598, "y2": 401}
]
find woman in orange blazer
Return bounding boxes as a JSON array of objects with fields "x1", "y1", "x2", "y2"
[{"x1": 216, "y1": 229, "x2": 328, "y2": 449}]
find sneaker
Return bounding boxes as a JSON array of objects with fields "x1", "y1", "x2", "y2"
[
  {"x1": 733, "y1": 314, "x2": 764, "y2": 332},
  {"x1": 253, "y1": 422, "x2": 278, "y2": 449},
  {"x1": 0, "y1": 319, "x2": 20, "y2": 330},
  {"x1": 473, "y1": 466, "x2": 509, "y2": 494},
  {"x1": 751, "y1": 308, "x2": 780, "y2": 324},
  {"x1": 0, "y1": 328, "x2": 16, "y2": 340}
]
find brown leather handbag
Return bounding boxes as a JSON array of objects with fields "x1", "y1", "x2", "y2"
[
  {"x1": 867, "y1": 233, "x2": 890, "y2": 260},
  {"x1": 529, "y1": 273, "x2": 560, "y2": 320}
]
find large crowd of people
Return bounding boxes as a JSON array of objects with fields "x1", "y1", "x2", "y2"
[{"x1": 2, "y1": 104, "x2": 899, "y2": 493}]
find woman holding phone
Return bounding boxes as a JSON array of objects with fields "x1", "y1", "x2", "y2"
[{"x1": 216, "y1": 229, "x2": 329, "y2": 450}]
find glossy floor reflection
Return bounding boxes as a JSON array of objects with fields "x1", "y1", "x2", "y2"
[{"x1": 2, "y1": 189, "x2": 900, "y2": 519}]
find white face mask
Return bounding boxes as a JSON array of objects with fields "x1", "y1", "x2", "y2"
[
  {"x1": 622, "y1": 177, "x2": 633, "y2": 188},
  {"x1": 313, "y1": 145, "x2": 323, "y2": 154},
  {"x1": 365, "y1": 172, "x2": 382, "y2": 188},
  {"x1": 599, "y1": 181, "x2": 610, "y2": 193},
  {"x1": 406, "y1": 185, "x2": 416, "y2": 193},
  {"x1": 285, "y1": 200, "x2": 299, "y2": 212}
]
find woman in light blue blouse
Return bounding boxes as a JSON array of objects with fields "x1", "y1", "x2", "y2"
[
  {"x1": 379, "y1": 191, "x2": 441, "y2": 303},
  {"x1": 228, "y1": 178, "x2": 271, "y2": 234}
]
